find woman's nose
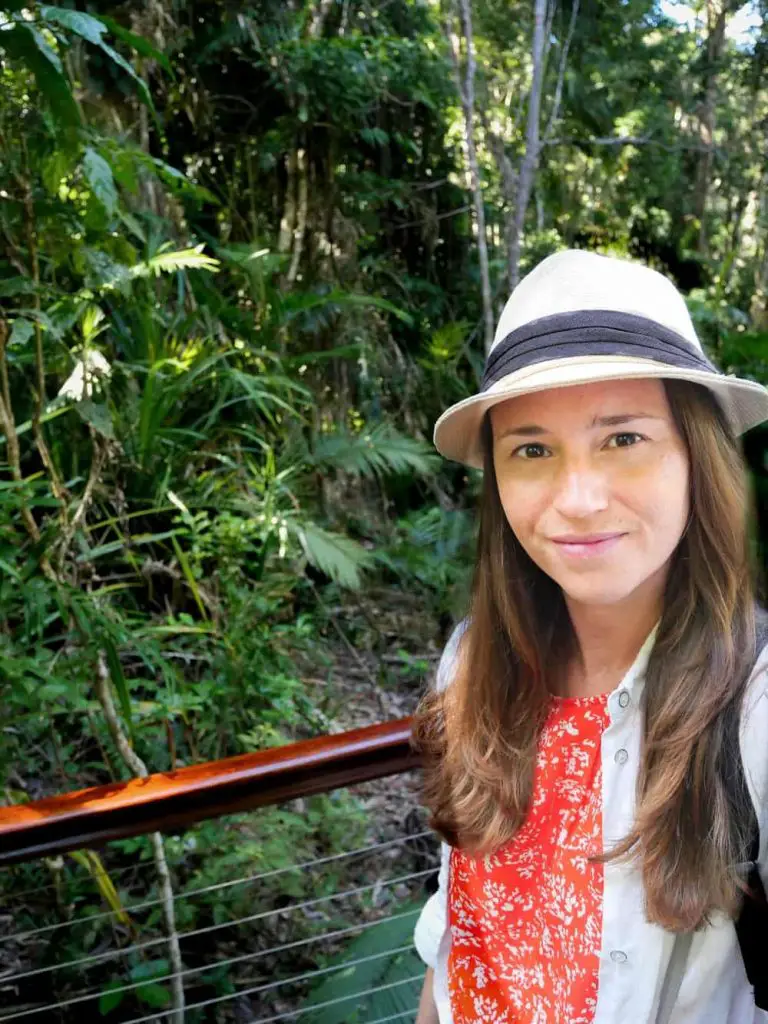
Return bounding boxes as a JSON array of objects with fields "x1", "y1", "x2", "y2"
[{"x1": 551, "y1": 464, "x2": 610, "y2": 519}]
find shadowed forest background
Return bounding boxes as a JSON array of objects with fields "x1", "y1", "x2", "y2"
[{"x1": 3, "y1": 0, "x2": 768, "y2": 1020}]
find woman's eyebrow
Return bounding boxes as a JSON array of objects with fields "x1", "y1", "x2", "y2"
[
  {"x1": 589, "y1": 413, "x2": 661, "y2": 427},
  {"x1": 496, "y1": 424, "x2": 549, "y2": 439},
  {"x1": 496, "y1": 413, "x2": 662, "y2": 440}
]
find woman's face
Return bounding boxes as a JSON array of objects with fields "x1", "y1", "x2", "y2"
[{"x1": 490, "y1": 378, "x2": 690, "y2": 608}]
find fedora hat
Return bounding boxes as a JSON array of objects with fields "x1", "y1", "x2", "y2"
[{"x1": 434, "y1": 249, "x2": 768, "y2": 468}]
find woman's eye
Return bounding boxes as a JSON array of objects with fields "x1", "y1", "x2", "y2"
[
  {"x1": 606, "y1": 432, "x2": 643, "y2": 449},
  {"x1": 514, "y1": 443, "x2": 550, "y2": 459}
]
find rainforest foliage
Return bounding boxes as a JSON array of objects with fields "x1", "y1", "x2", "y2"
[{"x1": 3, "y1": 0, "x2": 768, "y2": 1019}]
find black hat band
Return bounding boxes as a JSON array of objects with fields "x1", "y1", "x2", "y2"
[{"x1": 482, "y1": 310, "x2": 717, "y2": 392}]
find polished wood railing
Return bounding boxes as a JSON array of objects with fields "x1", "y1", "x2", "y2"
[
  {"x1": 0, "y1": 717, "x2": 431, "y2": 1023},
  {"x1": 0, "y1": 717, "x2": 420, "y2": 865}
]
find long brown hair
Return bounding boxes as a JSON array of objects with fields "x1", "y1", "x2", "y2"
[{"x1": 412, "y1": 379, "x2": 758, "y2": 931}]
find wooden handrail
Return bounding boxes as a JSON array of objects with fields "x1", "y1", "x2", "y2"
[{"x1": 0, "y1": 718, "x2": 421, "y2": 866}]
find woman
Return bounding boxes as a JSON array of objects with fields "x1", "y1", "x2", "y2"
[{"x1": 411, "y1": 250, "x2": 768, "y2": 1024}]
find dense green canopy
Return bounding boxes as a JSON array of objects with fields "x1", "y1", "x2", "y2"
[{"x1": 2, "y1": 0, "x2": 768, "y2": 1018}]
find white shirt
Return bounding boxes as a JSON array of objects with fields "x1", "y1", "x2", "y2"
[{"x1": 413, "y1": 624, "x2": 768, "y2": 1023}]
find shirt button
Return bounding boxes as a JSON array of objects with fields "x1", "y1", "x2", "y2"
[
  {"x1": 614, "y1": 748, "x2": 629, "y2": 765},
  {"x1": 618, "y1": 690, "x2": 630, "y2": 708},
  {"x1": 610, "y1": 950, "x2": 628, "y2": 964}
]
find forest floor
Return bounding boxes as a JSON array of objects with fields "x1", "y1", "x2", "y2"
[
  {"x1": 0, "y1": 584, "x2": 450, "y2": 1023},
  {"x1": 251, "y1": 584, "x2": 448, "y2": 1021},
  {"x1": 294, "y1": 582, "x2": 448, "y2": 836}
]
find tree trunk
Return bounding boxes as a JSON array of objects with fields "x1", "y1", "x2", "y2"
[
  {"x1": 308, "y1": 0, "x2": 335, "y2": 37},
  {"x1": 751, "y1": 237, "x2": 768, "y2": 330},
  {"x1": 507, "y1": 0, "x2": 548, "y2": 292},
  {"x1": 287, "y1": 143, "x2": 309, "y2": 285},
  {"x1": 277, "y1": 150, "x2": 297, "y2": 255},
  {"x1": 751, "y1": 182, "x2": 768, "y2": 329},
  {"x1": 693, "y1": 0, "x2": 731, "y2": 254},
  {"x1": 447, "y1": 0, "x2": 495, "y2": 355},
  {"x1": 278, "y1": 0, "x2": 331, "y2": 283}
]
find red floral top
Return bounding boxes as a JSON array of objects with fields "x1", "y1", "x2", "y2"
[{"x1": 447, "y1": 693, "x2": 611, "y2": 1023}]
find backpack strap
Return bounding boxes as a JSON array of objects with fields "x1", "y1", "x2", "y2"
[
  {"x1": 656, "y1": 932, "x2": 693, "y2": 1024},
  {"x1": 735, "y1": 834, "x2": 766, "y2": 1009},
  {"x1": 754, "y1": 606, "x2": 768, "y2": 659},
  {"x1": 734, "y1": 608, "x2": 768, "y2": 1009},
  {"x1": 657, "y1": 611, "x2": 767, "y2": 1021}
]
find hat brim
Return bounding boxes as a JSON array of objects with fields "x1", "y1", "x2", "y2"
[{"x1": 433, "y1": 355, "x2": 768, "y2": 469}]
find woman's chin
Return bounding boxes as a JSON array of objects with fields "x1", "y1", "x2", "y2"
[{"x1": 555, "y1": 575, "x2": 642, "y2": 608}]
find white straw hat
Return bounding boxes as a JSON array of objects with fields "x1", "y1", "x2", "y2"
[{"x1": 434, "y1": 249, "x2": 768, "y2": 468}]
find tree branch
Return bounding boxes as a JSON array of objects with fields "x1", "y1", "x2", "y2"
[
  {"x1": 540, "y1": 133, "x2": 712, "y2": 152},
  {"x1": 19, "y1": 136, "x2": 68, "y2": 513},
  {"x1": 507, "y1": 0, "x2": 548, "y2": 291},
  {"x1": 542, "y1": 0, "x2": 580, "y2": 144},
  {"x1": 0, "y1": 319, "x2": 40, "y2": 546},
  {"x1": 95, "y1": 653, "x2": 185, "y2": 1023},
  {"x1": 55, "y1": 428, "x2": 108, "y2": 572}
]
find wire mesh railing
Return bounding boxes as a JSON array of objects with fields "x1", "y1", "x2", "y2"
[{"x1": 0, "y1": 718, "x2": 436, "y2": 1023}]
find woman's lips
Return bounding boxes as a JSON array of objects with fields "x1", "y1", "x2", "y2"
[{"x1": 549, "y1": 532, "x2": 627, "y2": 558}]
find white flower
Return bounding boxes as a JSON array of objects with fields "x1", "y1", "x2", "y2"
[{"x1": 58, "y1": 350, "x2": 112, "y2": 401}]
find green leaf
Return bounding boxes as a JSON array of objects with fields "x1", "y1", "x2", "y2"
[
  {"x1": 75, "y1": 530, "x2": 180, "y2": 563},
  {"x1": 302, "y1": 901, "x2": 425, "y2": 1023},
  {"x1": 0, "y1": 25, "x2": 81, "y2": 129},
  {"x1": 39, "y1": 6, "x2": 106, "y2": 45},
  {"x1": 98, "y1": 980, "x2": 125, "y2": 1015},
  {"x1": 128, "y1": 151, "x2": 219, "y2": 204},
  {"x1": 9, "y1": 318, "x2": 35, "y2": 348},
  {"x1": 0, "y1": 558, "x2": 22, "y2": 582},
  {"x1": 138, "y1": 624, "x2": 214, "y2": 636},
  {"x1": 29, "y1": 26, "x2": 63, "y2": 74},
  {"x1": 96, "y1": 15, "x2": 173, "y2": 74},
  {"x1": 294, "y1": 523, "x2": 372, "y2": 590},
  {"x1": 310, "y1": 425, "x2": 438, "y2": 479},
  {"x1": 171, "y1": 534, "x2": 208, "y2": 621},
  {"x1": 103, "y1": 636, "x2": 133, "y2": 742},
  {"x1": 280, "y1": 288, "x2": 413, "y2": 326},
  {"x1": 76, "y1": 400, "x2": 115, "y2": 439},
  {"x1": 426, "y1": 320, "x2": 470, "y2": 363},
  {"x1": 136, "y1": 982, "x2": 171, "y2": 1009},
  {"x1": 149, "y1": 156, "x2": 219, "y2": 203},
  {"x1": 82, "y1": 248, "x2": 132, "y2": 292},
  {"x1": 83, "y1": 147, "x2": 118, "y2": 217},
  {"x1": 41, "y1": 146, "x2": 78, "y2": 195},
  {"x1": 360, "y1": 126, "x2": 389, "y2": 147},
  {"x1": 284, "y1": 343, "x2": 361, "y2": 366},
  {"x1": 39, "y1": 6, "x2": 156, "y2": 115},
  {"x1": 0, "y1": 278, "x2": 36, "y2": 298},
  {"x1": 130, "y1": 244, "x2": 220, "y2": 279},
  {"x1": 119, "y1": 211, "x2": 147, "y2": 242},
  {"x1": 129, "y1": 959, "x2": 170, "y2": 982},
  {"x1": 100, "y1": 41, "x2": 156, "y2": 114}
]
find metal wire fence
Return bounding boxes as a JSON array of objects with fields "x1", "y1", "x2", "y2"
[{"x1": 0, "y1": 785, "x2": 437, "y2": 1024}]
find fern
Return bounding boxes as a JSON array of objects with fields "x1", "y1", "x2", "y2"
[
  {"x1": 129, "y1": 242, "x2": 220, "y2": 279},
  {"x1": 293, "y1": 521, "x2": 373, "y2": 590},
  {"x1": 309, "y1": 425, "x2": 438, "y2": 479},
  {"x1": 301, "y1": 899, "x2": 426, "y2": 1024},
  {"x1": 426, "y1": 319, "x2": 470, "y2": 362}
]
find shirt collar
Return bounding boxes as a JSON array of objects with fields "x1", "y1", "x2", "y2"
[{"x1": 606, "y1": 620, "x2": 659, "y2": 715}]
